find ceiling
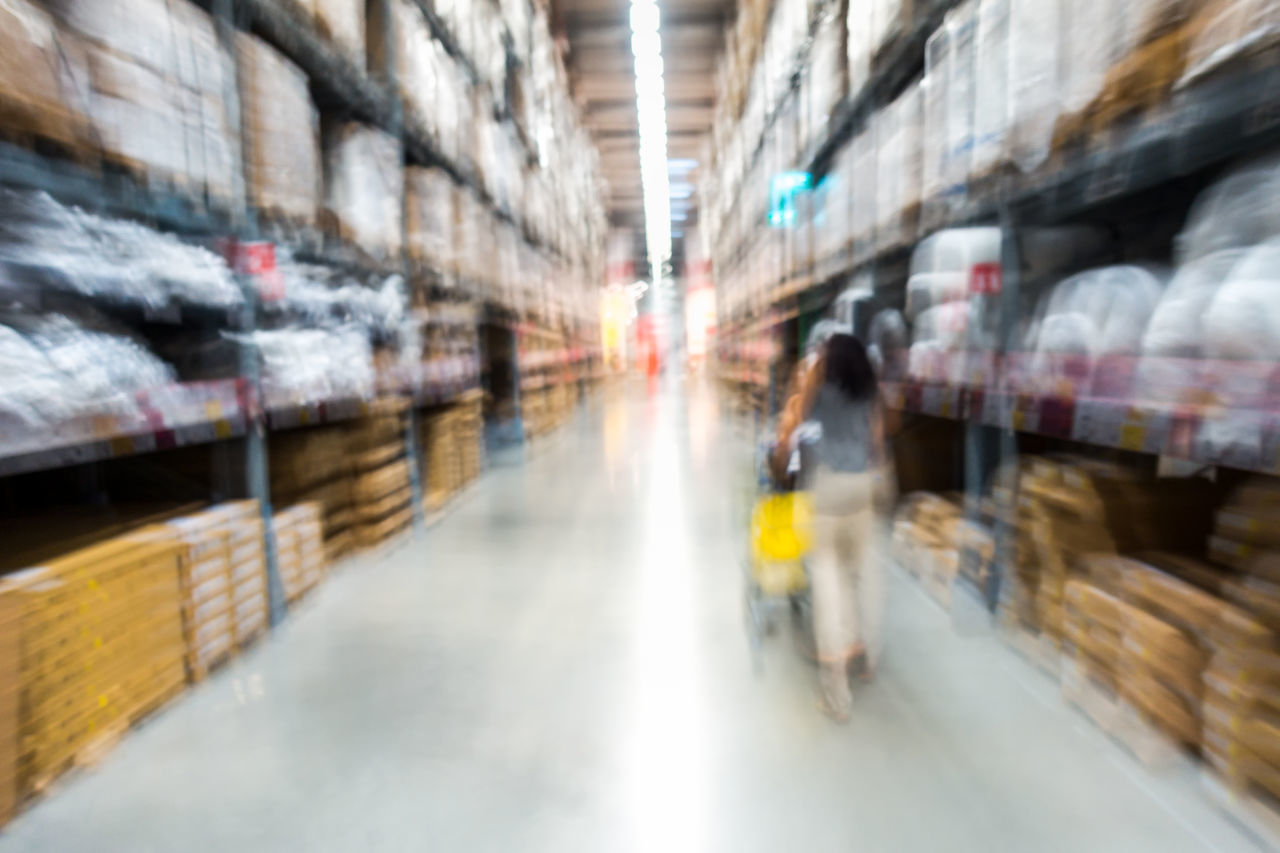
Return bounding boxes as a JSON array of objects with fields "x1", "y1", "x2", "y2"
[{"x1": 553, "y1": 0, "x2": 730, "y2": 274}]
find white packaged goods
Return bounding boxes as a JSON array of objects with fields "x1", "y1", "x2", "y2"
[
  {"x1": 54, "y1": 0, "x2": 236, "y2": 201},
  {"x1": 815, "y1": 151, "x2": 850, "y2": 262},
  {"x1": 870, "y1": 0, "x2": 913, "y2": 61},
  {"x1": 943, "y1": 1, "x2": 977, "y2": 203},
  {"x1": 0, "y1": 190, "x2": 240, "y2": 310},
  {"x1": 322, "y1": 123, "x2": 404, "y2": 260},
  {"x1": 377, "y1": 0, "x2": 438, "y2": 129},
  {"x1": 1030, "y1": 266, "x2": 1167, "y2": 359},
  {"x1": 921, "y1": 20, "x2": 949, "y2": 205},
  {"x1": 1178, "y1": 154, "x2": 1280, "y2": 262},
  {"x1": 405, "y1": 167, "x2": 456, "y2": 272},
  {"x1": 971, "y1": 0, "x2": 1010, "y2": 177},
  {"x1": 847, "y1": 0, "x2": 873, "y2": 98},
  {"x1": 1059, "y1": 0, "x2": 1126, "y2": 124},
  {"x1": 1143, "y1": 250, "x2": 1247, "y2": 357},
  {"x1": 906, "y1": 228, "x2": 1000, "y2": 320},
  {"x1": 808, "y1": 8, "x2": 845, "y2": 149},
  {"x1": 49, "y1": 0, "x2": 176, "y2": 74},
  {"x1": 0, "y1": 0, "x2": 90, "y2": 154},
  {"x1": 875, "y1": 85, "x2": 923, "y2": 247},
  {"x1": 1007, "y1": 0, "x2": 1060, "y2": 173},
  {"x1": 850, "y1": 129, "x2": 878, "y2": 250},
  {"x1": 1203, "y1": 241, "x2": 1280, "y2": 361},
  {"x1": 1181, "y1": 0, "x2": 1280, "y2": 86},
  {"x1": 313, "y1": 0, "x2": 365, "y2": 68},
  {"x1": 236, "y1": 33, "x2": 321, "y2": 224}
]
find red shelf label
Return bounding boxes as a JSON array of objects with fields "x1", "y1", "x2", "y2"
[{"x1": 970, "y1": 263, "x2": 1002, "y2": 295}]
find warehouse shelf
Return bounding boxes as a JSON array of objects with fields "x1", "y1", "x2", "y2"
[
  {"x1": 0, "y1": 379, "x2": 250, "y2": 478},
  {"x1": 803, "y1": 0, "x2": 958, "y2": 182},
  {"x1": 882, "y1": 371, "x2": 1280, "y2": 478},
  {"x1": 723, "y1": 60, "x2": 1280, "y2": 324},
  {"x1": 240, "y1": 0, "x2": 395, "y2": 129},
  {"x1": 407, "y1": 0, "x2": 482, "y2": 88},
  {"x1": 0, "y1": 142, "x2": 235, "y2": 239}
]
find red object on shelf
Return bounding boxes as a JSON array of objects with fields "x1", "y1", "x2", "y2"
[{"x1": 969, "y1": 262, "x2": 1002, "y2": 295}]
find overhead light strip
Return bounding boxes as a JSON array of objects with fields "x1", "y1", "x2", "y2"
[{"x1": 629, "y1": 0, "x2": 671, "y2": 285}]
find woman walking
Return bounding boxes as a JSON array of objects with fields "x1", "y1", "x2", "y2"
[{"x1": 778, "y1": 333, "x2": 891, "y2": 722}]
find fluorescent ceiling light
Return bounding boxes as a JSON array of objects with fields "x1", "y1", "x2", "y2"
[{"x1": 629, "y1": 0, "x2": 671, "y2": 288}]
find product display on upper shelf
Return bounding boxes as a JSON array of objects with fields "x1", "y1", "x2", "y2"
[{"x1": 705, "y1": 0, "x2": 1280, "y2": 321}]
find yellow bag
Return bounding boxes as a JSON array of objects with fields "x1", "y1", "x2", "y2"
[{"x1": 751, "y1": 493, "x2": 811, "y2": 596}]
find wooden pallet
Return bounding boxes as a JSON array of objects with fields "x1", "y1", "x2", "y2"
[
  {"x1": 1061, "y1": 659, "x2": 1192, "y2": 770},
  {"x1": 1202, "y1": 768, "x2": 1280, "y2": 851}
]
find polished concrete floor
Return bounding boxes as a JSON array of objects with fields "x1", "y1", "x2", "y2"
[{"x1": 1, "y1": 378, "x2": 1267, "y2": 851}]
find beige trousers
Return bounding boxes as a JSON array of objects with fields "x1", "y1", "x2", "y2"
[{"x1": 809, "y1": 467, "x2": 885, "y2": 715}]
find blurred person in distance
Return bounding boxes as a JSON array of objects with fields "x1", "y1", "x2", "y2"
[{"x1": 778, "y1": 333, "x2": 892, "y2": 722}]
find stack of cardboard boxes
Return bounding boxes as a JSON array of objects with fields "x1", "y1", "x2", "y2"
[
  {"x1": 50, "y1": 0, "x2": 238, "y2": 203},
  {"x1": 348, "y1": 399, "x2": 414, "y2": 547},
  {"x1": 892, "y1": 492, "x2": 962, "y2": 606},
  {"x1": 164, "y1": 512, "x2": 237, "y2": 681},
  {"x1": 1201, "y1": 480, "x2": 1280, "y2": 801},
  {"x1": 421, "y1": 394, "x2": 484, "y2": 512},
  {"x1": 0, "y1": 587, "x2": 19, "y2": 827},
  {"x1": 1000, "y1": 456, "x2": 1216, "y2": 646},
  {"x1": 235, "y1": 30, "x2": 321, "y2": 226},
  {"x1": 7, "y1": 529, "x2": 188, "y2": 798},
  {"x1": 273, "y1": 503, "x2": 327, "y2": 604}
]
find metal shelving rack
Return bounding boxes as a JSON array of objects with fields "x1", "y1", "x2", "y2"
[
  {"x1": 0, "y1": 0, "x2": 592, "y2": 628},
  {"x1": 711, "y1": 2, "x2": 1280, "y2": 609}
]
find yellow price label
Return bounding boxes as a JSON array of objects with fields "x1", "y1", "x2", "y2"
[
  {"x1": 98, "y1": 695, "x2": 107, "y2": 708},
  {"x1": 297, "y1": 408, "x2": 311, "y2": 426},
  {"x1": 214, "y1": 419, "x2": 233, "y2": 439},
  {"x1": 940, "y1": 399, "x2": 953, "y2": 418},
  {"x1": 204, "y1": 400, "x2": 224, "y2": 420},
  {"x1": 110, "y1": 436, "x2": 133, "y2": 457},
  {"x1": 1119, "y1": 423, "x2": 1146, "y2": 452},
  {"x1": 1012, "y1": 411, "x2": 1026, "y2": 431}
]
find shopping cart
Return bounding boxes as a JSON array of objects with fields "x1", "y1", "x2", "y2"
[{"x1": 741, "y1": 438, "x2": 812, "y2": 673}]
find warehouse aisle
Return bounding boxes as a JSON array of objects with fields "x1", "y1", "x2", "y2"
[{"x1": 0, "y1": 379, "x2": 1265, "y2": 852}]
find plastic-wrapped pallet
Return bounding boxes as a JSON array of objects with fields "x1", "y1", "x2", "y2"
[
  {"x1": 1181, "y1": 0, "x2": 1280, "y2": 86},
  {"x1": 808, "y1": 4, "x2": 846, "y2": 148},
  {"x1": 943, "y1": 1, "x2": 977, "y2": 207},
  {"x1": 405, "y1": 166, "x2": 457, "y2": 273},
  {"x1": 1025, "y1": 265, "x2": 1167, "y2": 397},
  {"x1": 849, "y1": 128, "x2": 878, "y2": 252},
  {"x1": 875, "y1": 83, "x2": 922, "y2": 250},
  {"x1": 971, "y1": 0, "x2": 1011, "y2": 179},
  {"x1": 53, "y1": 0, "x2": 237, "y2": 202},
  {"x1": 1055, "y1": 0, "x2": 1131, "y2": 145},
  {"x1": 372, "y1": 0, "x2": 441, "y2": 132},
  {"x1": 1007, "y1": 0, "x2": 1061, "y2": 173},
  {"x1": 1088, "y1": 0, "x2": 1209, "y2": 135},
  {"x1": 322, "y1": 123, "x2": 404, "y2": 261},
  {"x1": 921, "y1": 15, "x2": 950, "y2": 208},
  {"x1": 313, "y1": 0, "x2": 365, "y2": 68},
  {"x1": 236, "y1": 32, "x2": 321, "y2": 225},
  {"x1": 0, "y1": 0, "x2": 91, "y2": 157}
]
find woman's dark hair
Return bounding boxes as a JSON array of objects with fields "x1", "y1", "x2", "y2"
[{"x1": 823, "y1": 333, "x2": 878, "y2": 402}]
